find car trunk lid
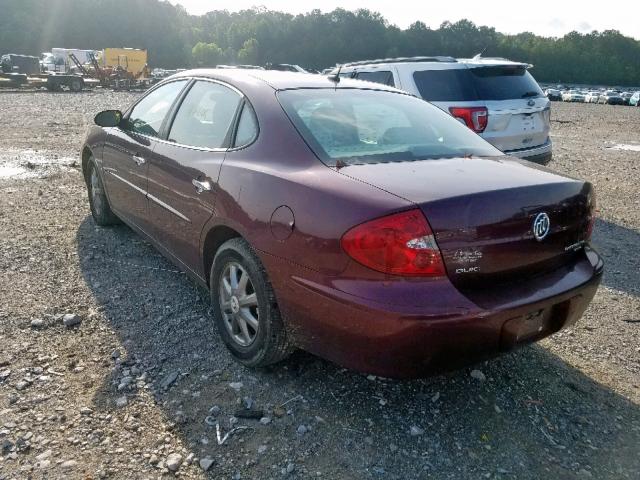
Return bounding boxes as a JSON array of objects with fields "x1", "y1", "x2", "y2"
[{"x1": 338, "y1": 157, "x2": 593, "y2": 288}]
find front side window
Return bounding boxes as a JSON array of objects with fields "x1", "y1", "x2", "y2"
[
  {"x1": 278, "y1": 88, "x2": 502, "y2": 166},
  {"x1": 168, "y1": 81, "x2": 242, "y2": 149},
  {"x1": 355, "y1": 70, "x2": 395, "y2": 87},
  {"x1": 125, "y1": 80, "x2": 188, "y2": 137}
]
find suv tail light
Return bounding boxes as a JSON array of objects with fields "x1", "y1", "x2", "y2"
[
  {"x1": 341, "y1": 209, "x2": 445, "y2": 276},
  {"x1": 449, "y1": 107, "x2": 488, "y2": 133}
]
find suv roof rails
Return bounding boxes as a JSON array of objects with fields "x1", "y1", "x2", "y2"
[
  {"x1": 467, "y1": 56, "x2": 513, "y2": 62},
  {"x1": 342, "y1": 56, "x2": 457, "y2": 67}
]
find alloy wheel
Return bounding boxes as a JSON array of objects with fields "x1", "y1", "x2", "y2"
[{"x1": 219, "y1": 262, "x2": 260, "y2": 347}]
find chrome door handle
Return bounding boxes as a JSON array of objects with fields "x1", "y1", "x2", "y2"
[
  {"x1": 192, "y1": 179, "x2": 211, "y2": 193},
  {"x1": 132, "y1": 155, "x2": 146, "y2": 166}
]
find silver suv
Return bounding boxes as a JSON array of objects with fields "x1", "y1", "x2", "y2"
[{"x1": 331, "y1": 56, "x2": 552, "y2": 163}]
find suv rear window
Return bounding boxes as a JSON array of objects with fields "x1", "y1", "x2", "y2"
[{"x1": 413, "y1": 66, "x2": 543, "y2": 102}]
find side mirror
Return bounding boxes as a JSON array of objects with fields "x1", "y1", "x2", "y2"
[{"x1": 94, "y1": 110, "x2": 122, "y2": 128}]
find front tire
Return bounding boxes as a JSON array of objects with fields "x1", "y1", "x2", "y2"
[
  {"x1": 86, "y1": 157, "x2": 120, "y2": 226},
  {"x1": 210, "y1": 238, "x2": 293, "y2": 368}
]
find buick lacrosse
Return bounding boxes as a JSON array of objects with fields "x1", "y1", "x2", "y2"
[{"x1": 81, "y1": 70, "x2": 602, "y2": 377}]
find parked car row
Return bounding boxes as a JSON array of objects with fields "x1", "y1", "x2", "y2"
[{"x1": 544, "y1": 86, "x2": 639, "y2": 105}]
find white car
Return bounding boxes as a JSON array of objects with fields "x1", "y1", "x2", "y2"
[
  {"x1": 562, "y1": 90, "x2": 586, "y2": 102},
  {"x1": 331, "y1": 56, "x2": 552, "y2": 163},
  {"x1": 585, "y1": 92, "x2": 601, "y2": 103}
]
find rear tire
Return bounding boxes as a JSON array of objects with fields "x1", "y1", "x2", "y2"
[
  {"x1": 86, "y1": 157, "x2": 120, "y2": 226},
  {"x1": 210, "y1": 238, "x2": 293, "y2": 368}
]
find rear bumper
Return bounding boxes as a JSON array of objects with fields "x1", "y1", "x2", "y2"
[
  {"x1": 505, "y1": 139, "x2": 553, "y2": 164},
  {"x1": 263, "y1": 248, "x2": 603, "y2": 378}
]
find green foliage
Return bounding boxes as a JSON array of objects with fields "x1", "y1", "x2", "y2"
[
  {"x1": 1, "y1": 0, "x2": 639, "y2": 85},
  {"x1": 237, "y1": 38, "x2": 259, "y2": 65},
  {"x1": 192, "y1": 42, "x2": 223, "y2": 67}
]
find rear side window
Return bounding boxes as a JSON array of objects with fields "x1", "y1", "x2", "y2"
[
  {"x1": 355, "y1": 70, "x2": 395, "y2": 87},
  {"x1": 413, "y1": 66, "x2": 543, "y2": 102},
  {"x1": 125, "y1": 80, "x2": 188, "y2": 137},
  {"x1": 413, "y1": 70, "x2": 475, "y2": 101},
  {"x1": 233, "y1": 103, "x2": 258, "y2": 147},
  {"x1": 168, "y1": 81, "x2": 241, "y2": 149}
]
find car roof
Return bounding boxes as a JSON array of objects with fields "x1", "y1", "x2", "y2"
[
  {"x1": 334, "y1": 56, "x2": 531, "y2": 71},
  {"x1": 169, "y1": 68, "x2": 404, "y2": 93}
]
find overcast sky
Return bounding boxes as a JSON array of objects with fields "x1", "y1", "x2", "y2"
[{"x1": 170, "y1": 0, "x2": 639, "y2": 39}]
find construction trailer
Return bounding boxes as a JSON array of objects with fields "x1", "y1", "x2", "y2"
[
  {"x1": 0, "y1": 47, "x2": 149, "y2": 91},
  {"x1": 98, "y1": 48, "x2": 148, "y2": 76},
  {"x1": 41, "y1": 48, "x2": 99, "y2": 73},
  {"x1": 0, "y1": 53, "x2": 96, "y2": 91},
  {"x1": 1, "y1": 54, "x2": 40, "y2": 75}
]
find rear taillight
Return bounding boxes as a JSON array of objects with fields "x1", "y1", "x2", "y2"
[
  {"x1": 341, "y1": 209, "x2": 445, "y2": 277},
  {"x1": 449, "y1": 107, "x2": 488, "y2": 133},
  {"x1": 586, "y1": 191, "x2": 596, "y2": 239}
]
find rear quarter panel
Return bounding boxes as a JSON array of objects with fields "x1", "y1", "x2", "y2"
[{"x1": 199, "y1": 84, "x2": 412, "y2": 277}]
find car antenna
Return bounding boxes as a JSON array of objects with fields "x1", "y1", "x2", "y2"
[
  {"x1": 328, "y1": 64, "x2": 342, "y2": 87},
  {"x1": 473, "y1": 45, "x2": 489, "y2": 60}
]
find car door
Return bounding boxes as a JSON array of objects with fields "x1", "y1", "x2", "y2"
[
  {"x1": 146, "y1": 79, "x2": 247, "y2": 277},
  {"x1": 101, "y1": 79, "x2": 188, "y2": 230}
]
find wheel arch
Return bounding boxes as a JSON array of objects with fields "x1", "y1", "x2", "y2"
[
  {"x1": 202, "y1": 224, "x2": 243, "y2": 287},
  {"x1": 81, "y1": 146, "x2": 93, "y2": 183}
]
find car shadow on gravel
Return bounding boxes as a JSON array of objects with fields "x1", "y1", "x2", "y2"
[
  {"x1": 593, "y1": 219, "x2": 640, "y2": 296},
  {"x1": 76, "y1": 216, "x2": 640, "y2": 479}
]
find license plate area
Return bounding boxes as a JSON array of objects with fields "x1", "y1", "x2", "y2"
[
  {"x1": 521, "y1": 113, "x2": 536, "y2": 131},
  {"x1": 501, "y1": 301, "x2": 570, "y2": 348}
]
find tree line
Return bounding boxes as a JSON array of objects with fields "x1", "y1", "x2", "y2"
[{"x1": 1, "y1": 0, "x2": 639, "y2": 86}]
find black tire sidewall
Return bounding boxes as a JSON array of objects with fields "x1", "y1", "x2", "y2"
[
  {"x1": 210, "y1": 242, "x2": 275, "y2": 365},
  {"x1": 87, "y1": 157, "x2": 117, "y2": 225}
]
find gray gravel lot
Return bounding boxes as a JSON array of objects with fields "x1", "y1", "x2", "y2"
[{"x1": 0, "y1": 90, "x2": 638, "y2": 480}]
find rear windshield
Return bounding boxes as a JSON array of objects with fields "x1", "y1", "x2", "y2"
[
  {"x1": 277, "y1": 88, "x2": 502, "y2": 167},
  {"x1": 413, "y1": 66, "x2": 543, "y2": 101}
]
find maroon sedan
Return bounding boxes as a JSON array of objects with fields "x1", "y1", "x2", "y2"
[{"x1": 82, "y1": 70, "x2": 602, "y2": 377}]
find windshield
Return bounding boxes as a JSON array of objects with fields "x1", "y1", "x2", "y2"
[{"x1": 277, "y1": 88, "x2": 503, "y2": 166}]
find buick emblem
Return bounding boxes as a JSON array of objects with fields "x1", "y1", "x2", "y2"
[
  {"x1": 527, "y1": 99, "x2": 535, "y2": 106},
  {"x1": 533, "y1": 212, "x2": 550, "y2": 241}
]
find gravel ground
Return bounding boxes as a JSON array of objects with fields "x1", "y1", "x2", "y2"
[{"x1": 0, "y1": 91, "x2": 638, "y2": 480}]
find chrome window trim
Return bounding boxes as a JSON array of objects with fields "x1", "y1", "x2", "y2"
[
  {"x1": 105, "y1": 169, "x2": 190, "y2": 223},
  {"x1": 105, "y1": 170, "x2": 146, "y2": 196},
  {"x1": 122, "y1": 76, "x2": 259, "y2": 153},
  {"x1": 147, "y1": 193, "x2": 191, "y2": 223}
]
